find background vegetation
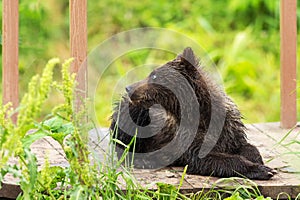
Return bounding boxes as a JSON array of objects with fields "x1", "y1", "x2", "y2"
[{"x1": 0, "y1": 0, "x2": 299, "y2": 126}]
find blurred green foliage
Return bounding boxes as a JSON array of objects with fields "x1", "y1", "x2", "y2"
[{"x1": 0, "y1": 0, "x2": 299, "y2": 126}]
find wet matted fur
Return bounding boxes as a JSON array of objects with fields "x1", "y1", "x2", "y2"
[{"x1": 110, "y1": 47, "x2": 276, "y2": 180}]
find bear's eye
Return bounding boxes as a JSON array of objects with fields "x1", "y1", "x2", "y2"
[{"x1": 151, "y1": 74, "x2": 157, "y2": 80}]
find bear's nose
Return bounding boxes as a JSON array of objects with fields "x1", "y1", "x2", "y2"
[{"x1": 125, "y1": 85, "x2": 132, "y2": 93}]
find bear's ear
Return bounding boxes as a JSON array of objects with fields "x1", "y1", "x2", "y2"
[{"x1": 176, "y1": 47, "x2": 198, "y2": 68}]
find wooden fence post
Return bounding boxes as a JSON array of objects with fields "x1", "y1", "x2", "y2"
[
  {"x1": 70, "y1": 0, "x2": 87, "y2": 111},
  {"x1": 280, "y1": 0, "x2": 297, "y2": 129},
  {"x1": 2, "y1": 0, "x2": 19, "y2": 122}
]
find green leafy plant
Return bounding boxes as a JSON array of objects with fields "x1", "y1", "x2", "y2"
[
  {"x1": 0, "y1": 58, "x2": 59, "y2": 199},
  {"x1": 0, "y1": 58, "x2": 95, "y2": 199}
]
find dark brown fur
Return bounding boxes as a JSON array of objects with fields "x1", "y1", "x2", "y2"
[{"x1": 110, "y1": 47, "x2": 276, "y2": 180}]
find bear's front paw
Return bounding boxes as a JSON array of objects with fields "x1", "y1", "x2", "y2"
[{"x1": 245, "y1": 164, "x2": 277, "y2": 180}]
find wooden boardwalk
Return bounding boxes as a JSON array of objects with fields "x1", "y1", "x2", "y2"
[{"x1": 1, "y1": 122, "x2": 300, "y2": 199}]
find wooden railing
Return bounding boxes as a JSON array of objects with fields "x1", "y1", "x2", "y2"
[
  {"x1": 1, "y1": 0, "x2": 87, "y2": 121},
  {"x1": 69, "y1": 0, "x2": 87, "y2": 110},
  {"x1": 2, "y1": 0, "x2": 19, "y2": 121},
  {"x1": 280, "y1": 0, "x2": 297, "y2": 128},
  {"x1": 1, "y1": 0, "x2": 298, "y2": 128}
]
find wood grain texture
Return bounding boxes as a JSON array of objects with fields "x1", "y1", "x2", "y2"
[
  {"x1": 2, "y1": 0, "x2": 19, "y2": 122},
  {"x1": 280, "y1": 0, "x2": 297, "y2": 129},
  {"x1": 70, "y1": 0, "x2": 88, "y2": 110}
]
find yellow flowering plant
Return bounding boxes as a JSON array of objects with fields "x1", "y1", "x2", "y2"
[{"x1": 0, "y1": 58, "x2": 95, "y2": 199}]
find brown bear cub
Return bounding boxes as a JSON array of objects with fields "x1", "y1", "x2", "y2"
[{"x1": 110, "y1": 47, "x2": 276, "y2": 180}]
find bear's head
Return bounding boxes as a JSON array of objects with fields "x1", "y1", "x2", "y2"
[{"x1": 125, "y1": 47, "x2": 201, "y2": 114}]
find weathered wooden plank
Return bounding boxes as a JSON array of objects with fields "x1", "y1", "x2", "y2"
[
  {"x1": 133, "y1": 168, "x2": 193, "y2": 192},
  {"x1": 2, "y1": 0, "x2": 19, "y2": 122},
  {"x1": 248, "y1": 124, "x2": 300, "y2": 199},
  {"x1": 252, "y1": 122, "x2": 300, "y2": 153},
  {"x1": 0, "y1": 182, "x2": 22, "y2": 199},
  {"x1": 280, "y1": 0, "x2": 297, "y2": 129},
  {"x1": 251, "y1": 122, "x2": 300, "y2": 177},
  {"x1": 69, "y1": 0, "x2": 88, "y2": 110}
]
